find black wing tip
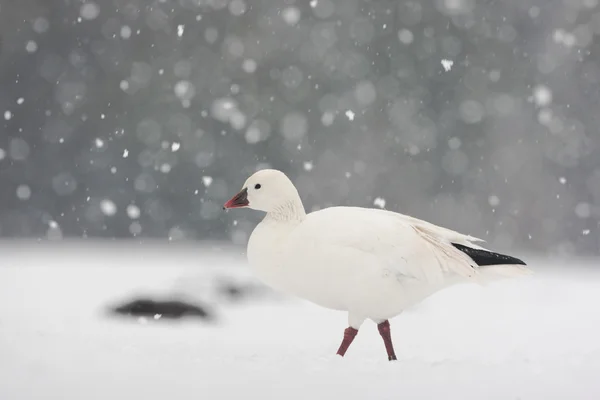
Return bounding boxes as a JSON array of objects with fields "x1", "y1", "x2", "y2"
[{"x1": 452, "y1": 243, "x2": 526, "y2": 266}]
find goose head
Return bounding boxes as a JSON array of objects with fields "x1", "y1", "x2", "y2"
[{"x1": 223, "y1": 169, "x2": 302, "y2": 214}]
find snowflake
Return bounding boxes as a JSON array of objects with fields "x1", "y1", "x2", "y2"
[
  {"x1": 202, "y1": 176, "x2": 213, "y2": 187},
  {"x1": 441, "y1": 59, "x2": 454, "y2": 72},
  {"x1": 373, "y1": 197, "x2": 386, "y2": 209}
]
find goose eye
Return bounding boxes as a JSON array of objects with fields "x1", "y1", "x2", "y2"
[{"x1": 254, "y1": 184, "x2": 261, "y2": 190}]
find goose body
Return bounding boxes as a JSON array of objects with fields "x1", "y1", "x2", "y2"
[{"x1": 224, "y1": 169, "x2": 530, "y2": 360}]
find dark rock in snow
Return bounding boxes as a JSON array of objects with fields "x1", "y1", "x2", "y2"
[
  {"x1": 216, "y1": 280, "x2": 266, "y2": 302},
  {"x1": 109, "y1": 298, "x2": 215, "y2": 321}
]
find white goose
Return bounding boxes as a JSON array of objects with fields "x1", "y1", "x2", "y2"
[{"x1": 224, "y1": 169, "x2": 530, "y2": 360}]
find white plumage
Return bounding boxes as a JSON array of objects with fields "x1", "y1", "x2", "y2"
[{"x1": 224, "y1": 169, "x2": 531, "y2": 360}]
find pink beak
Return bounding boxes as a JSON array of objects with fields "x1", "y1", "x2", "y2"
[{"x1": 223, "y1": 188, "x2": 249, "y2": 209}]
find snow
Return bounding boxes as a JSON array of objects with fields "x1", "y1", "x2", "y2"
[
  {"x1": 373, "y1": 197, "x2": 386, "y2": 209},
  {"x1": 281, "y1": 7, "x2": 301, "y2": 26},
  {"x1": 575, "y1": 202, "x2": 591, "y2": 219},
  {"x1": 311, "y1": 0, "x2": 335, "y2": 19},
  {"x1": 204, "y1": 28, "x2": 219, "y2": 44},
  {"x1": 229, "y1": 0, "x2": 247, "y2": 16},
  {"x1": 25, "y1": 40, "x2": 38, "y2": 53},
  {"x1": 100, "y1": 199, "x2": 117, "y2": 216},
  {"x1": 120, "y1": 26, "x2": 132, "y2": 39},
  {"x1": 321, "y1": 112, "x2": 335, "y2": 126},
  {"x1": 32, "y1": 17, "x2": 50, "y2": 33},
  {"x1": 355, "y1": 81, "x2": 377, "y2": 106},
  {"x1": 202, "y1": 176, "x2": 213, "y2": 187},
  {"x1": 533, "y1": 85, "x2": 553, "y2": 107},
  {"x1": 8, "y1": 138, "x2": 30, "y2": 160},
  {"x1": 126, "y1": 204, "x2": 141, "y2": 219},
  {"x1": 441, "y1": 59, "x2": 454, "y2": 71},
  {"x1": 398, "y1": 29, "x2": 414, "y2": 45},
  {"x1": 16, "y1": 184, "x2": 31, "y2": 200},
  {"x1": 1, "y1": 241, "x2": 599, "y2": 400},
  {"x1": 80, "y1": 2, "x2": 100, "y2": 21},
  {"x1": 488, "y1": 195, "x2": 500, "y2": 207}
]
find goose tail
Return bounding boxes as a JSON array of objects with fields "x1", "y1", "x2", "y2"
[{"x1": 451, "y1": 243, "x2": 532, "y2": 283}]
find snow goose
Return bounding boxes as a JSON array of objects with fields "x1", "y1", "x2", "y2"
[{"x1": 224, "y1": 169, "x2": 530, "y2": 361}]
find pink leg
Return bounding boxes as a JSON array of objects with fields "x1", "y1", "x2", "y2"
[
  {"x1": 377, "y1": 320, "x2": 397, "y2": 361},
  {"x1": 336, "y1": 327, "x2": 358, "y2": 357}
]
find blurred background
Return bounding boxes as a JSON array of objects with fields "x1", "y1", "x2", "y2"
[
  {"x1": 3, "y1": 3, "x2": 600, "y2": 396},
  {"x1": 1, "y1": 0, "x2": 599, "y2": 255}
]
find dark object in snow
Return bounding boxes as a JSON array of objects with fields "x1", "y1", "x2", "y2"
[
  {"x1": 452, "y1": 243, "x2": 526, "y2": 267},
  {"x1": 219, "y1": 282, "x2": 244, "y2": 300},
  {"x1": 109, "y1": 298, "x2": 214, "y2": 321},
  {"x1": 216, "y1": 280, "x2": 267, "y2": 302}
]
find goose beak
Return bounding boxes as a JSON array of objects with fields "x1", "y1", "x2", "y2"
[{"x1": 223, "y1": 188, "x2": 249, "y2": 209}]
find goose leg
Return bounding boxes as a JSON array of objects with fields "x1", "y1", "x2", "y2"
[
  {"x1": 336, "y1": 327, "x2": 358, "y2": 357},
  {"x1": 377, "y1": 320, "x2": 397, "y2": 361}
]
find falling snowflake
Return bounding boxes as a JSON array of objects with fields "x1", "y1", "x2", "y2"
[
  {"x1": 488, "y1": 195, "x2": 500, "y2": 207},
  {"x1": 171, "y1": 142, "x2": 181, "y2": 152},
  {"x1": 80, "y1": 2, "x2": 100, "y2": 20},
  {"x1": 583, "y1": 229, "x2": 591, "y2": 236},
  {"x1": 559, "y1": 177, "x2": 566, "y2": 184},
  {"x1": 373, "y1": 197, "x2": 386, "y2": 209},
  {"x1": 25, "y1": 41, "x2": 38, "y2": 53},
  {"x1": 303, "y1": 161, "x2": 314, "y2": 171},
  {"x1": 122, "y1": 149, "x2": 129, "y2": 158},
  {"x1": 126, "y1": 204, "x2": 141, "y2": 219},
  {"x1": 281, "y1": 7, "x2": 301, "y2": 26},
  {"x1": 120, "y1": 26, "x2": 132, "y2": 39},
  {"x1": 345, "y1": 110, "x2": 355, "y2": 121},
  {"x1": 202, "y1": 176, "x2": 213, "y2": 187},
  {"x1": 532, "y1": 85, "x2": 552, "y2": 107},
  {"x1": 321, "y1": 112, "x2": 335, "y2": 126},
  {"x1": 177, "y1": 25, "x2": 185, "y2": 37},
  {"x1": 100, "y1": 199, "x2": 117, "y2": 216},
  {"x1": 242, "y1": 59, "x2": 257, "y2": 74},
  {"x1": 441, "y1": 59, "x2": 454, "y2": 72},
  {"x1": 16, "y1": 185, "x2": 32, "y2": 200}
]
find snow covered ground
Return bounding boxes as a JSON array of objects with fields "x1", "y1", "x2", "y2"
[{"x1": 0, "y1": 241, "x2": 599, "y2": 400}]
